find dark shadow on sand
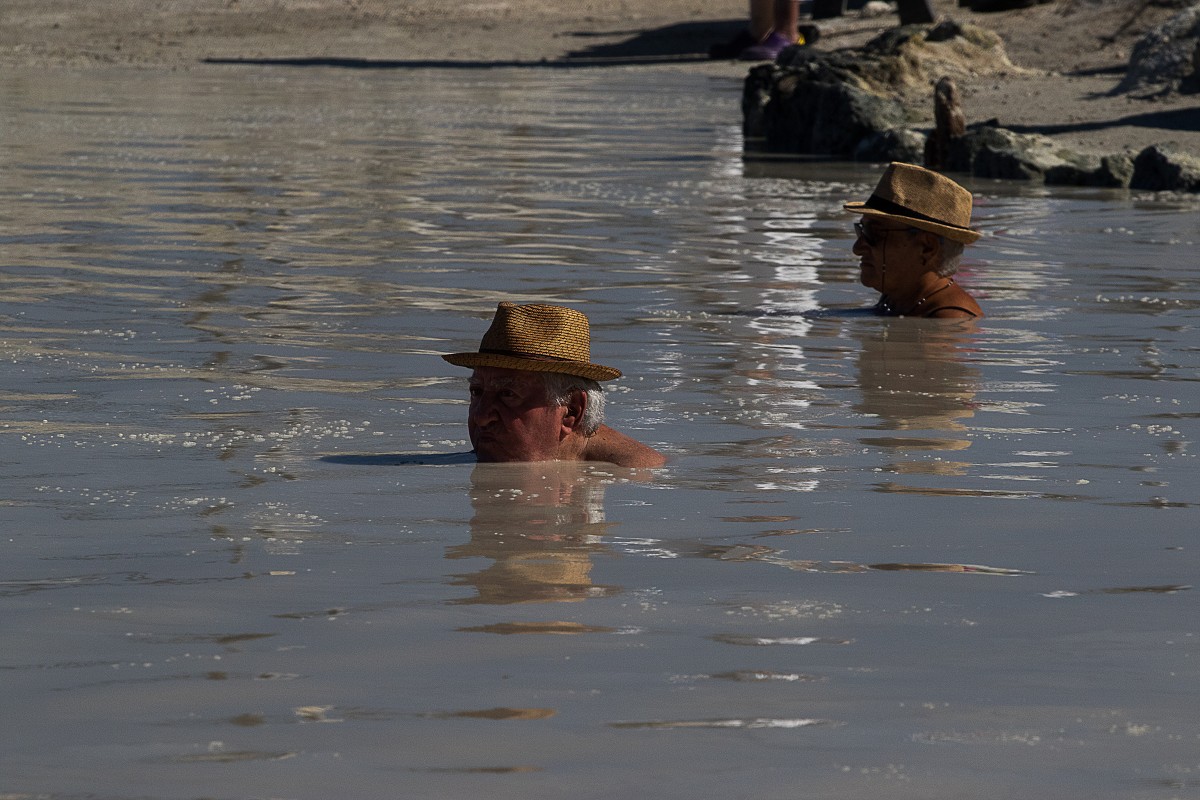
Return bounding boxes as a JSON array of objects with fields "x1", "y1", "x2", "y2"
[
  {"x1": 1004, "y1": 106, "x2": 1200, "y2": 136},
  {"x1": 321, "y1": 452, "x2": 475, "y2": 466},
  {"x1": 563, "y1": 19, "x2": 745, "y2": 59},
  {"x1": 1063, "y1": 64, "x2": 1127, "y2": 78},
  {"x1": 203, "y1": 19, "x2": 746, "y2": 69}
]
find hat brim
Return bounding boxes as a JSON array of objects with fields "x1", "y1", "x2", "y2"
[
  {"x1": 442, "y1": 352, "x2": 621, "y2": 382},
  {"x1": 844, "y1": 201, "x2": 980, "y2": 244}
]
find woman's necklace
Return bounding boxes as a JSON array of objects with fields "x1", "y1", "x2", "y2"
[{"x1": 877, "y1": 279, "x2": 954, "y2": 317}]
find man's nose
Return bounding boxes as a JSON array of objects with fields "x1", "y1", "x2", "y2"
[
  {"x1": 851, "y1": 235, "x2": 869, "y2": 256},
  {"x1": 470, "y1": 395, "x2": 498, "y2": 426}
]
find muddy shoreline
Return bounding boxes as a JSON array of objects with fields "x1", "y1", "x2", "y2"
[{"x1": 3, "y1": 0, "x2": 1197, "y2": 159}]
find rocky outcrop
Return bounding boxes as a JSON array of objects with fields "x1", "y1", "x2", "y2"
[
  {"x1": 1130, "y1": 145, "x2": 1200, "y2": 191},
  {"x1": 932, "y1": 123, "x2": 1124, "y2": 186},
  {"x1": 1116, "y1": 3, "x2": 1200, "y2": 96},
  {"x1": 742, "y1": 18, "x2": 1200, "y2": 192},
  {"x1": 925, "y1": 76, "x2": 966, "y2": 170},
  {"x1": 742, "y1": 49, "x2": 911, "y2": 158},
  {"x1": 946, "y1": 124, "x2": 1075, "y2": 181},
  {"x1": 744, "y1": 20, "x2": 1012, "y2": 161},
  {"x1": 1048, "y1": 153, "x2": 1136, "y2": 189}
]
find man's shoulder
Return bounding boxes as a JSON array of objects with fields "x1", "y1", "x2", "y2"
[{"x1": 584, "y1": 425, "x2": 666, "y2": 469}]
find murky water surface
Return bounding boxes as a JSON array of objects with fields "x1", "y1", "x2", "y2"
[{"x1": 2, "y1": 65, "x2": 1198, "y2": 799}]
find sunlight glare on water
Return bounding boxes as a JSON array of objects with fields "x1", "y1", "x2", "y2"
[{"x1": 1, "y1": 65, "x2": 1198, "y2": 799}]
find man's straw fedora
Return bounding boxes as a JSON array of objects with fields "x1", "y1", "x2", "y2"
[
  {"x1": 442, "y1": 302, "x2": 621, "y2": 382},
  {"x1": 844, "y1": 162, "x2": 980, "y2": 244}
]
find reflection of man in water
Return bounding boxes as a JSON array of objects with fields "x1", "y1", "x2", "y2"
[
  {"x1": 446, "y1": 462, "x2": 617, "y2": 605},
  {"x1": 854, "y1": 324, "x2": 981, "y2": 472},
  {"x1": 844, "y1": 162, "x2": 984, "y2": 319},
  {"x1": 442, "y1": 302, "x2": 666, "y2": 468},
  {"x1": 855, "y1": 325, "x2": 980, "y2": 433}
]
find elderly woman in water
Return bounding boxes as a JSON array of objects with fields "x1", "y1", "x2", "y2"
[{"x1": 844, "y1": 162, "x2": 983, "y2": 319}]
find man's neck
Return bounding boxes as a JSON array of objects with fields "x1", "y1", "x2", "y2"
[
  {"x1": 556, "y1": 430, "x2": 590, "y2": 462},
  {"x1": 883, "y1": 272, "x2": 951, "y2": 316}
]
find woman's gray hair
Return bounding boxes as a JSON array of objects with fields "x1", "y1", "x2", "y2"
[
  {"x1": 936, "y1": 237, "x2": 965, "y2": 277},
  {"x1": 541, "y1": 372, "x2": 604, "y2": 435}
]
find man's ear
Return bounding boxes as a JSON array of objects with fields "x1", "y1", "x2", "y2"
[
  {"x1": 919, "y1": 231, "x2": 942, "y2": 266},
  {"x1": 561, "y1": 388, "x2": 587, "y2": 433}
]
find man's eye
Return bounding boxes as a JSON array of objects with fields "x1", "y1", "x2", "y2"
[{"x1": 469, "y1": 386, "x2": 482, "y2": 398}]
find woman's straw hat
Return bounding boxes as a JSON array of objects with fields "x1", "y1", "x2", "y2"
[
  {"x1": 442, "y1": 302, "x2": 622, "y2": 382},
  {"x1": 844, "y1": 162, "x2": 980, "y2": 244}
]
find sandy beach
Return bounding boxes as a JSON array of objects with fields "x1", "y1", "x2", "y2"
[{"x1": 2, "y1": 0, "x2": 1198, "y2": 158}]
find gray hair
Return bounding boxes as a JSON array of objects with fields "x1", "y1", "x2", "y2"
[
  {"x1": 905, "y1": 228, "x2": 965, "y2": 277},
  {"x1": 936, "y1": 237, "x2": 965, "y2": 277},
  {"x1": 541, "y1": 372, "x2": 604, "y2": 436}
]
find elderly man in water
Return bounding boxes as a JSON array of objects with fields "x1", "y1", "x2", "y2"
[
  {"x1": 442, "y1": 302, "x2": 666, "y2": 468},
  {"x1": 845, "y1": 162, "x2": 983, "y2": 319}
]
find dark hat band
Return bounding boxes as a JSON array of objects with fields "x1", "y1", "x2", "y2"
[
  {"x1": 479, "y1": 348, "x2": 575, "y2": 364},
  {"x1": 863, "y1": 194, "x2": 971, "y2": 231}
]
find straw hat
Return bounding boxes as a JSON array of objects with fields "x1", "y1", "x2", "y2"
[
  {"x1": 844, "y1": 162, "x2": 980, "y2": 244},
  {"x1": 442, "y1": 302, "x2": 622, "y2": 382}
]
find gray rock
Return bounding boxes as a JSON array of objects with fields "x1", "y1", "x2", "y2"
[
  {"x1": 1045, "y1": 153, "x2": 1134, "y2": 188},
  {"x1": 743, "y1": 52, "x2": 908, "y2": 157},
  {"x1": 856, "y1": 127, "x2": 929, "y2": 163},
  {"x1": 1116, "y1": 4, "x2": 1200, "y2": 95},
  {"x1": 944, "y1": 124, "x2": 1134, "y2": 187},
  {"x1": 1185, "y1": 39, "x2": 1200, "y2": 92},
  {"x1": 925, "y1": 75, "x2": 965, "y2": 170},
  {"x1": 971, "y1": 134, "x2": 1066, "y2": 181},
  {"x1": 742, "y1": 64, "x2": 778, "y2": 141},
  {"x1": 943, "y1": 125, "x2": 1039, "y2": 179},
  {"x1": 859, "y1": 1, "x2": 894, "y2": 18},
  {"x1": 1098, "y1": 153, "x2": 1138, "y2": 188},
  {"x1": 925, "y1": 19, "x2": 966, "y2": 43},
  {"x1": 738, "y1": 17, "x2": 1197, "y2": 193},
  {"x1": 861, "y1": 24, "x2": 930, "y2": 56},
  {"x1": 1130, "y1": 145, "x2": 1200, "y2": 191}
]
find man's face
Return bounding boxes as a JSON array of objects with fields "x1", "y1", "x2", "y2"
[
  {"x1": 467, "y1": 367, "x2": 568, "y2": 462},
  {"x1": 852, "y1": 219, "x2": 924, "y2": 292}
]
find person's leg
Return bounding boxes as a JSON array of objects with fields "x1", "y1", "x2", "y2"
[
  {"x1": 718, "y1": 0, "x2": 798, "y2": 60},
  {"x1": 811, "y1": 0, "x2": 846, "y2": 20},
  {"x1": 775, "y1": 0, "x2": 799, "y2": 42},
  {"x1": 896, "y1": 0, "x2": 935, "y2": 24},
  {"x1": 748, "y1": 0, "x2": 774, "y2": 41}
]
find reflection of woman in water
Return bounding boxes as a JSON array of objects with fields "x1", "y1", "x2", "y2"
[{"x1": 445, "y1": 462, "x2": 618, "y2": 605}]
